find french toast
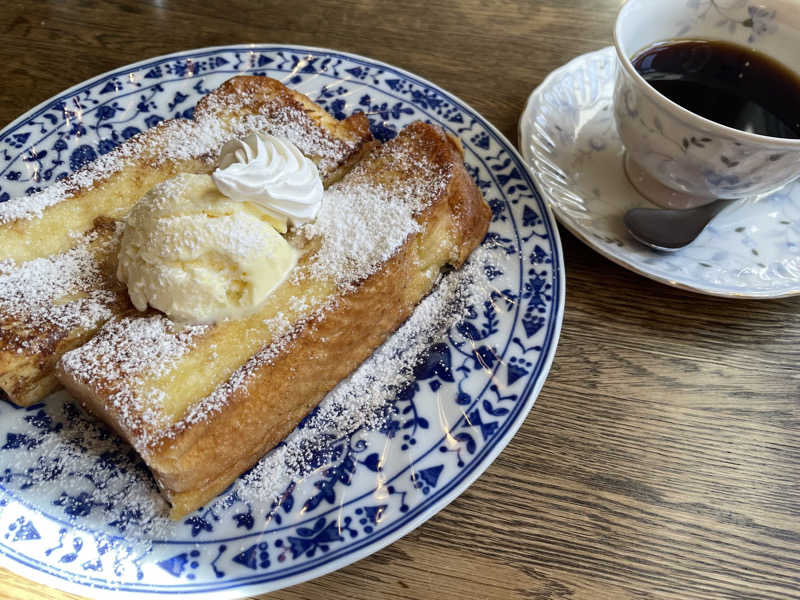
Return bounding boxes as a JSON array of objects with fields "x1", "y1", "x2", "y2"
[
  {"x1": 0, "y1": 217, "x2": 130, "y2": 406},
  {"x1": 0, "y1": 75, "x2": 373, "y2": 264},
  {"x1": 57, "y1": 121, "x2": 491, "y2": 518},
  {"x1": 0, "y1": 76, "x2": 375, "y2": 406}
]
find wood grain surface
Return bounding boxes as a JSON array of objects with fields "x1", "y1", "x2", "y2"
[{"x1": 0, "y1": 1, "x2": 798, "y2": 599}]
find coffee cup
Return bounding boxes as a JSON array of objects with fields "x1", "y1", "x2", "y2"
[{"x1": 613, "y1": 0, "x2": 800, "y2": 208}]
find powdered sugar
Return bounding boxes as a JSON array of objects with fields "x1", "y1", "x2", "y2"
[
  {"x1": 299, "y1": 134, "x2": 449, "y2": 287},
  {"x1": 302, "y1": 182, "x2": 422, "y2": 286},
  {"x1": 0, "y1": 229, "x2": 120, "y2": 353},
  {"x1": 63, "y1": 315, "x2": 204, "y2": 385},
  {"x1": 60, "y1": 315, "x2": 207, "y2": 443}
]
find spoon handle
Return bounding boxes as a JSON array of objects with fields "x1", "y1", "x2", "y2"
[{"x1": 624, "y1": 199, "x2": 736, "y2": 252}]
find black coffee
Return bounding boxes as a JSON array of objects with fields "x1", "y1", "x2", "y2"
[{"x1": 632, "y1": 39, "x2": 800, "y2": 139}]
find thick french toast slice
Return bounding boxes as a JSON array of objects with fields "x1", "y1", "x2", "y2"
[
  {"x1": 57, "y1": 122, "x2": 491, "y2": 518},
  {"x1": 0, "y1": 75, "x2": 373, "y2": 264},
  {"x1": 0, "y1": 217, "x2": 130, "y2": 406},
  {"x1": 0, "y1": 76, "x2": 374, "y2": 406}
]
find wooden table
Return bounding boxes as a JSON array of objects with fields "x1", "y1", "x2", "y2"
[{"x1": 1, "y1": 1, "x2": 798, "y2": 598}]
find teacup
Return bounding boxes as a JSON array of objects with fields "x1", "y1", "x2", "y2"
[{"x1": 613, "y1": 0, "x2": 800, "y2": 208}]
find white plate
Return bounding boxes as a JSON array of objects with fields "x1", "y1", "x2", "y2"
[
  {"x1": 0, "y1": 45, "x2": 564, "y2": 598},
  {"x1": 519, "y1": 46, "x2": 800, "y2": 298}
]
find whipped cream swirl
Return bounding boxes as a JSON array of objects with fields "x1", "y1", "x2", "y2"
[{"x1": 212, "y1": 132, "x2": 323, "y2": 229}]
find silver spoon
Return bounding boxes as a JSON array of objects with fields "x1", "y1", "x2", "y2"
[{"x1": 623, "y1": 199, "x2": 735, "y2": 252}]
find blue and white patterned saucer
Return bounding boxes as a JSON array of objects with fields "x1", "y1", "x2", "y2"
[
  {"x1": 520, "y1": 46, "x2": 800, "y2": 298},
  {"x1": 0, "y1": 46, "x2": 563, "y2": 597}
]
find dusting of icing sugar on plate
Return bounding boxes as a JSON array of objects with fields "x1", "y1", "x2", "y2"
[{"x1": 0, "y1": 45, "x2": 563, "y2": 598}]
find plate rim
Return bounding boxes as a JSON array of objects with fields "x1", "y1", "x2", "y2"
[
  {"x1": 519, "y1": 45, "x2": 800, "y2": 300},
  {"x1": 0, "y1": 43, "x2": 566, "y2": 597}
]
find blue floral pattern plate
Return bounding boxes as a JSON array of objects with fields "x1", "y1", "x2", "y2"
[
  {"x1": 520, "y1": 46, "x2": 800, "y2": 298},
  {"x1": 0, "y1": 46, "x2": 564, "y2": 597}
]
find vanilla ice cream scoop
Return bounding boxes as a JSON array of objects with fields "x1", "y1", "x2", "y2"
[{"x1": 117, "y1": 173, "x2": 297, "y2": 324}]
